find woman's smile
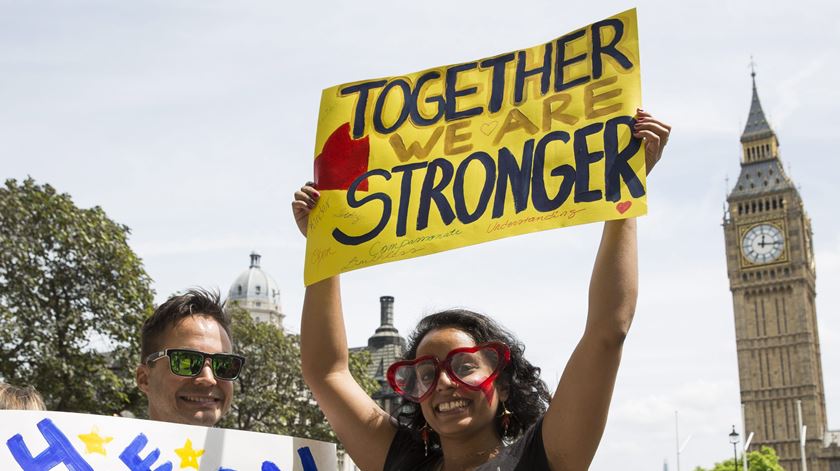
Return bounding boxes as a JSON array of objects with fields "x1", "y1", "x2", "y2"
[{"x1": 435, "y1": 398, "x2": 471, "y2": 414}]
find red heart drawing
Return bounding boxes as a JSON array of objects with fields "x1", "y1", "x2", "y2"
[
  {"x1": 313, "y1": 122, "x2": 370, "y2": 191},
  {"x1": 616, "y1": 201, "x2": 632, "y2": 214}
]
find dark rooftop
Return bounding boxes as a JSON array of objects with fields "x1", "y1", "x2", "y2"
[
  {"x1": 741, "y1": 72, "x2": 775, "y2": 143},
  {"x1": 729, "y1": 158, "x2": 794, "y2": 200}
]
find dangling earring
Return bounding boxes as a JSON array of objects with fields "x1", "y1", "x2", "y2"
[
  {"x1": 499, "y1": 401, "x2": 512, "y2": 436},
  {"x1": 421, "y1": 422, "x2": 432, "y2": 456}
]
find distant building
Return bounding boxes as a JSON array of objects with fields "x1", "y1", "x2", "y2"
[
  {"x1": 723, "y1": 71, "x2": 840, "y2": 471},
  {"x1": 227, "y1": 252, "x2": 284, "y2": 329},
  {"x1": 350, "y1": 296, "x2": 407, "y2": 416},
  {"x1": 338, "y1": 296, "x2": 408, "y2": 471}
]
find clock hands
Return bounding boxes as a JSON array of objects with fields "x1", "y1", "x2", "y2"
[{"x1": 757, "y1": 237, "x2": 782, "y2": 248}]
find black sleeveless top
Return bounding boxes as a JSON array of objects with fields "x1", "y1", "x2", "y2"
[{"x1": 383, "y1": 417, "x2": 551, "y2": 471}]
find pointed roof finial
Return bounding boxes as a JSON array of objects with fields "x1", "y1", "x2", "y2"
[{"x1": 741, "y1": 57, "x2": 774, "y2": 143}]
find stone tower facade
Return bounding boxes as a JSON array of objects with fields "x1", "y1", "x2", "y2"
[{"x1": 723, "y1": 72, "x2": 839, "y2": 471}]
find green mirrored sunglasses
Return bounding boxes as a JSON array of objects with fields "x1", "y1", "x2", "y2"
[{"x1": 145, "y1": 348, "x2": 245, "y2": 381}]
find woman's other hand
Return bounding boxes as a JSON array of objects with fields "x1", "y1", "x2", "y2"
[
  {"x1": 292, "y1": 182, "x2": 320, "y2": 237},
  {"x1": 633, "y1": 109, "x2": 671, "y2": 176}
]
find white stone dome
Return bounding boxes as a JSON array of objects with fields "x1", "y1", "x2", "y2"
[{"x1": 228, "y1": 252, "x2": 283, "y2": 326}]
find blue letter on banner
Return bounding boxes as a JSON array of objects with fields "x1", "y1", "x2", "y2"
[
  {"x1": 119, "y1": 433, "x2": 173, "y2": 471},
  {"x1": 297, "y1": 446, "x2": 319, "y2": 471},
  {"x1": 6, "y1": 418, "x2": 93, "y2": 471}
]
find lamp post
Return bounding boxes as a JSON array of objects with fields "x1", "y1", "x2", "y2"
[
  {"x1": 675, "y1": 410, "x2": 692, "y2": 471},
  {"x1": 729, "y1": 426, "x2": 740, "y2": 470}
]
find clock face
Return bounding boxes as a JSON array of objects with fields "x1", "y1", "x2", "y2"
[{"x1": 742, "y1": 223, "x2": 785, "y2": 264}]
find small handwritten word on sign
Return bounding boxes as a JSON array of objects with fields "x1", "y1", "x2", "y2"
[
  {"x1": 305, "y1": 9, "x2": 645, "y2": 285},
  {"x1": 0, "y1": 410, "x2": 336, "y2": 471}
]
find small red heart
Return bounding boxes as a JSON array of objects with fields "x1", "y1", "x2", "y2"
[
  {"x1": 313, "y1": 122, "x2": 370, "y2": 191},
  {"x1": 616, "y1": 201, "x2": 632, "y2": 214}
]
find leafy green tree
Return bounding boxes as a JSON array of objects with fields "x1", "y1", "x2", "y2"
[
  {"x1": 0, "y1": 178, "x2": 154, "y2": 415},
  {"x1": 220, "y1": 306, "x2": 378, "y2": 442},
  {"x1": 693, "y1": 446, "x2": 785, "y2": 471}
]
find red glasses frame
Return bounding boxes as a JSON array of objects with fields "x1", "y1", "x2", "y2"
[{"x1": 386, "y1": 341, "x2": 511, "y2": 403}]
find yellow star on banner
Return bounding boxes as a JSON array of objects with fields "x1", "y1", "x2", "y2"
[
  {"x1": 77, "y1": 427, "x2": 113, "y2": 455},
  {"x1": 174, "y1": 438, "x2": 204, "y2": 469}
]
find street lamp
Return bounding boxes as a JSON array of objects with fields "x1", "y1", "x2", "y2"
[{"x1": 729, "y1": 425, "x2": 740, "y2": 470}]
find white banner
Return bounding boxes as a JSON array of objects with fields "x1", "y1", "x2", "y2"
[{"x1": 0, "y1": 410, "x2": 336, "y2": 471}]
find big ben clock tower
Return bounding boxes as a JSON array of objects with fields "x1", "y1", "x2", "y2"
[{"x1": 723, "y1": 71, "x2": 838, "y2": 471}]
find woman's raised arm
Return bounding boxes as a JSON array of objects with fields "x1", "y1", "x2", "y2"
[
  {"x1": 541, "y1": 111, "x2": 671, "y2": 470},
  {"x1": 293, "y1": 184, "x2": 397, "y2": 471}
]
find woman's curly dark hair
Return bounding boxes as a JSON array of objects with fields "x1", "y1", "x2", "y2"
[{"x1": 394, "y1": 309, "x2": 551, "y2": 449}]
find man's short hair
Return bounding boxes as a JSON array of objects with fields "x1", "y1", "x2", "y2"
[{"x1": 140, "y1": 288, "x2": 232, "y2": 360}]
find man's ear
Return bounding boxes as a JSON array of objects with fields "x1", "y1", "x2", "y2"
[{"x1": 136, "y1": 364, "x2": 150, "y2": 395}]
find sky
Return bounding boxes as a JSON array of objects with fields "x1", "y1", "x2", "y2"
[{"x1": 2, "y1": 0, "x2": 839, "y2": 469}]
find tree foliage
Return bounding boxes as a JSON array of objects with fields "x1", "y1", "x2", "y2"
[
  {"x1": 220, "y1": 306, "x2": 378, "y2": 443},
  {"x1": 0, "y1": 178, "x2": 154, "y2": 415},
  {"x1": 693, "y1": 446, "x2": 785, "y2": 471}
]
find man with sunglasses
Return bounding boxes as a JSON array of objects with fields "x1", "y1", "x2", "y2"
[{"x1": 136, "y1": 289, "x2": 245, "y2": 427}]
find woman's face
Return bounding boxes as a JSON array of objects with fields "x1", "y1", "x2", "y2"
[{"x1": 415, "y1": 327, "x2": 507, "y2": 440}]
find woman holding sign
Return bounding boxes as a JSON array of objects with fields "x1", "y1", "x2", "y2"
[{"x1": 293, "y1": 110, "x2": 669, "y2": 471}]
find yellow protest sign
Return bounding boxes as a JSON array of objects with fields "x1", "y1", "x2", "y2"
[{"x1": 305, "y1": 9, "x2": 645, "y2": 285}]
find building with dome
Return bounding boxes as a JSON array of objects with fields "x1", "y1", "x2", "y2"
[{"x1": 227, "y1": 252, "x2": 284, "y2": 329}]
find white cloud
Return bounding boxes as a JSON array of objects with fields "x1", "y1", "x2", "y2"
[
  {"x1": 134, "y1": 234, "x2": 298, "y2": 257},
  {"x1": 815, "y1": 234, "x2": 840, "y2": 273},
  {"x1": 614, "y1": 394, "x2": 678, "y2": 425},
  {"x1": 773, "y1": 54, "x2": 828, "y2": 128}
]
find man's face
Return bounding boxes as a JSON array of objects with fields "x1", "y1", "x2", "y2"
[{"x1": 136, "y1": 315, "x2": 234, "y2": 426}]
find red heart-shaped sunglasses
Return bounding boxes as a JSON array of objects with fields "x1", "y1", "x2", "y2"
[{"x1": 386, "y1": 342, "x2": 511, "y2": 403}]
